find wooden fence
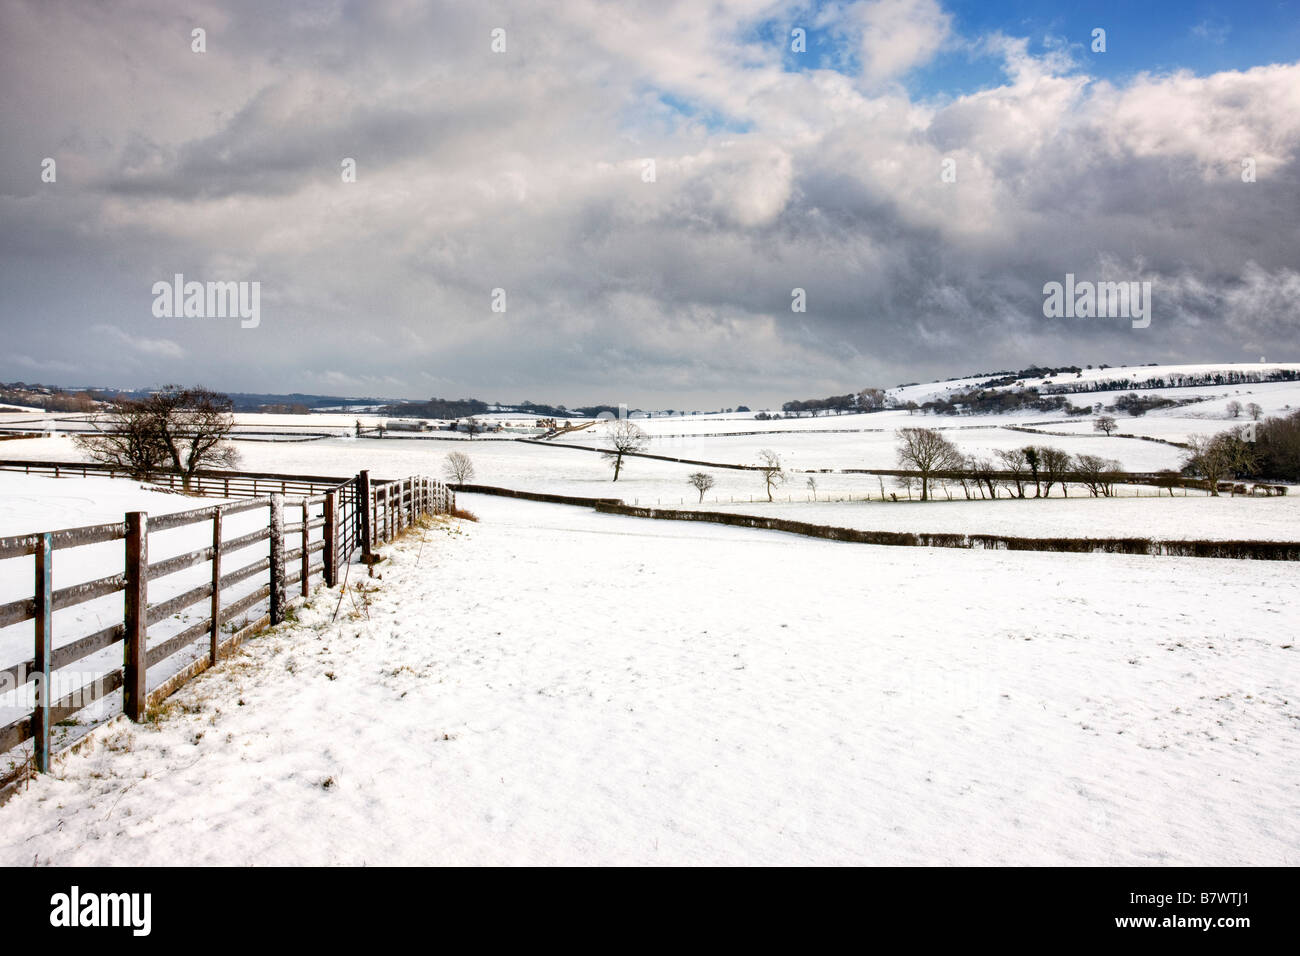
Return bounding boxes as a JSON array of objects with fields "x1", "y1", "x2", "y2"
[{"x1": 0, "y1": 467, "x2": 453, "y2": 792}]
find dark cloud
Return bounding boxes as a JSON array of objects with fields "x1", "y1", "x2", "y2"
[{"x1": 1, "y1": 0, "x2": 1297, "y2": 407}]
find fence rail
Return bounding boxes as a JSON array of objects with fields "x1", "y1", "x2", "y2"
[
  {"x1": 0, "y1": 459, "x2": 368, "y2": 499},
  {"x1": 0, "y1": 467, "x2": 453, "y2": 794}
]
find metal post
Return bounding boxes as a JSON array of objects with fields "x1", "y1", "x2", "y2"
[
  {"x1": 210, "y1": 508, "x2": 222, "y2": 665},
  {"x1": 301, "y1": 500, "x2": 310, "y2": 597},
  {"x1": 34, "y1": 532, "x2": 53, "y2": 772},
  {"x1": 123, "y1": 512, "x2": 148, "y2": 722},
  {"x1": 269, "y1": 494, "x2": 285, "y2": 625},
  {"x1": 324, "y1": 491, "x2": 337, "y2": 587},
  {"x1": 358, "y1": 471, "x2": 372, "y2": 561}
]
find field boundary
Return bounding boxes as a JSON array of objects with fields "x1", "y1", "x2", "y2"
[
  {"x1": 515, "y1": 440, "x2": 1235, "y2": 492},
  {"x1": 450, "y1": 485, "x2": 1300, "y2": 561},
  {"x1": 450, "y1": 483, "x2": 623, "y2": 508},
  {"x1": 1001, "y1": 424, "x2": 1192, "y2": 449},
  {"x1": 589, "y1": 503, "x2": 1300, "y2": 560}
]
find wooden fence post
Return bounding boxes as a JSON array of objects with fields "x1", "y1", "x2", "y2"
[
  {"x1": 269, "y1": 494, "x2": 285, "y2": 625},
  {"x1": 358, "y1": 471, "x2": 372, "y2": 561},
  {"x1": 301, "y1": 500, "x2": 310, "y2": 597},
  {"x1": 123, "y1": 512, "x2": 148, "y2": 722},
  {"x1": 324, "y1": 491, "x2": 337, "y2": 587},
  {"x1": 33, "y1": 532, "x2": 53, "y2": 772},
  {"x1": 210, "y1": 508, "x2": 222, "y2": 665}
]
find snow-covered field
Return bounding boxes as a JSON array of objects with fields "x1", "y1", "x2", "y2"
[
  {"x1": 1, "y1": 494, "x2": 1296, "y2": 865},
  {"x1": 1, "y1": 361, "x2": 1297, "y2": 864},
  {"x1": 0, "y1": 426, "x2": 1214, "y2": 503},
  {"x1": 584, "y1": 425, "x2": 1189, "y2": 472}
]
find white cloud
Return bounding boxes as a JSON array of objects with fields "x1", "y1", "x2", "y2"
[
  {"x1": 92, "y1": 325, "x2": 186, "y2": 360},
  {"x1": 856, "y1": 0, "x2": 953, "y2": 84}
]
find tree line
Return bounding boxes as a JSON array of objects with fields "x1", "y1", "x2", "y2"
[
  {"x1": 1042, "y1": 368, "x2": 1299, "y2": 396},
  {"x1": 780, "y1": 388, "x2": 887, "y2": 416},
  {"x1": 1182, "y1": 409, "x2": 1300, "y2": 489}
]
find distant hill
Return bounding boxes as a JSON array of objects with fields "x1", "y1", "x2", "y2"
[{"x1": 0, "y1": 382, "x2": 404, "y2": 414}]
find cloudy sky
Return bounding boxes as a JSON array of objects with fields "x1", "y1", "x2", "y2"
[{"x1": 2, "y1": 0, "x2": 1298, "y2": 408}]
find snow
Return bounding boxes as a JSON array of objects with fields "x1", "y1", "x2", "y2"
[
  {"x1": 2, "y1": 494, "x2": 1296, "y2": 865},
  {"x1": 2, "y1": 361, "x2": 1298, "y2": 864},
  {"x1": 0, "y1": 472, "x2": 230, "y2": 541}
]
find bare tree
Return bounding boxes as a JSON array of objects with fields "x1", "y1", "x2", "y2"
[
  {"x1": 1153, "y1": 470, "x2": 1181, "y2": 497},
  {"x1": 148, "y1": 386, "x2": 240, "y2": 491},
  {"x1": 1093, "y1": 416, "x2": 1118, "y2": 436},
  {"x1": 687, "y1": 471, "x2": 715, "y2": 502},
  {"x1": 443, "y1": 451, "x2": 475, "y2": 483},
  {"x1": 1072, "y1": 454, "x2": 1123, "y2": 497},
  {"x1": 78, "y1": 386, "x2": 238, "y2": 492},
  {"x1": 895, "y1": 428, "x2": 963, "y2": 501},
  {"x1": 1254, "y1": 410, "x2": 1300, "y2": 480},
  {"x1": 604, "y1": 420, "x2": 648, "y2": 481},
  {"x1": 757, "y1": 449, "x2": 786, "y2": 501},
  {"x1": 74, "y1": 398, "x2": 169, "y2": 479},
  {"x1": 1022, "y1": 446, "x2": 1041, "y2": 497},
  {"x1": 1182, "y1": 430, "x2": 1257, "y2": 496},
  {"x1": 856, "y1": 388, "x2": 886, "y2": 412},
  {"x1": 1072, "y1": 454, "x2": 1105, "y2": 497},
  {"x1": 461, "y1": 417, "x2": 485, "y2": 439},
  {"x1": 1036, "y1": 446, "x2": 1072, "y2": 498},
  {"x1": 995, "y1": 448, "x2": 1030, "y2": 498},
  {"x1": 1247, "y1": 402, "x2": 1263, "y2": 421},
  {"x1": 1226, "y1": 400, "x2": 1243, "y2": 419},
  {"x1": 968, "y1": 455, "x2": 999, "y2": 499},
  {"x1": 806, "y1": 474, "x2": 818, "y2": 500}
]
